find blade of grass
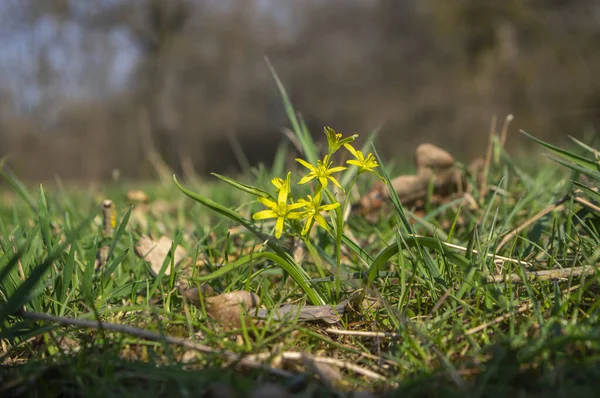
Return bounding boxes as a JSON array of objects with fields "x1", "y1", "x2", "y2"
[
  {"x1": 522, "y1": 130, "x2": 599, "y2": 173},
  {"x1": 211, "y1": 173, "x2": 272, "y2": 199},
  {"x1": 265, "y1": 57, "x2": 318, "y2": 165},
  {"x1": 0, "y1": 216, "x2": 93, "y2": 323}
]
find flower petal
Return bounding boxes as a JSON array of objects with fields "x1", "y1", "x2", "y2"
[
  {"x1": 301, "y1": 219, "x2": 313, "y2": 235},
  {"x1": 344, "y1": 143, "x2": 359, "y2": 158},
  {"x1": 287, "y1": 211, "x2": 304, "y2": 220},
  {"x1": 298, "y1": 174, "x2": 316, "y2": 185},
  {"x1": 253, "y1": 210, "x2": 277, "y2": 220},
  {"x1": 328, "y1": 166, "x2": 347, "y2": 173},
  {"x1": 258, "y1": 197, "x2": 277, "y2": 209},
  {"x1": 288, "y1": 202, "x2": 306, "y2": 211},
  {"x1": 319, "y1": 203, "x2": 340, "y2": 211},
  {"x1": 328, "y1": 176, "x2": 343, "y2": 189},
  {"x1": 275, "y1": 217, "x2": 285, "y2": 238},
  {"x1": 295, "y1": 158, "x2": 315, "y2": 171},
  {"x1": 314, "y1": 214, "x2": 330, "y2": 231}
]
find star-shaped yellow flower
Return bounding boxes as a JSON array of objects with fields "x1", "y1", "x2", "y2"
[
  {"x1": 253, "y1": 172, "x2": 304, "y2": 238},
  {"x1": 297, "y1": 190, "x2": 339, "y2": 235},
  {"x1": 344, "y1": 144, "x2": 381, "y2": 175},
  {"x1": 296, "y1": 155, "x2": 346, "y2": 189}
]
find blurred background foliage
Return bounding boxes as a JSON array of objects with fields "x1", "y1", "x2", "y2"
[{"x1": 0, "y1": 0, "x2": 599, "y2": 180}]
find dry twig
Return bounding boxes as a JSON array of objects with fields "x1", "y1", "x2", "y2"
[{"x1": 16, "y1": 310, "x2": 292, "y2": 377}]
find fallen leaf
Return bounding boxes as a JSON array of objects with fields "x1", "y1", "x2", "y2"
[
  {"x1": 135, "y1": 235, "x2": 186, "y2": 276},
  {"x1": 254, "y1": 301, "x2": 348, "y2": 324},
  {"x1": 204, "y1": 291, "x2": 260, "y2": 329}
]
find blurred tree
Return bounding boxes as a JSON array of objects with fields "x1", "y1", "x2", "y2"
[{"x1": 0, "y1": 0, "x2": 599, "y2": 180}]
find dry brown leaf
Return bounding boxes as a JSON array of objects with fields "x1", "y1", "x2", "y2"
[
  {"x1": 135, "y1": 235, "x2": 187, "y2": 276},
  {"x1": 254, "y1": 301, "x2": 348, "y2": 324},
  {"x1": 205, "y1": 291, "x2": 260, "y2": 329}
]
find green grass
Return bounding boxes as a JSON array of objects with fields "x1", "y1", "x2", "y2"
[
  {"x1": 2, "y1": 138, "x2": 600, "y2": 397},
  {"x1": 2, "y1": 69, "x2": 600, "y2": 396}
]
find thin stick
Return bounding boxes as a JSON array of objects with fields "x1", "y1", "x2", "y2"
[
  {"x1": 282, "y1": 352, "x2": 387, "y2": 381},
  {"x1": 440, "y1": 240, "x2": 532, "y2": 266},
  {"x1": 246, "y1": 350, "x2": 388, "y2": 381},
  {"x1": 496, "y1": 193, "x2": 571, "y2": 251},
  {"x1": 324, "y1": 328, "x2": 400, "y2": 338},
  {"x1": 574, "y1": 196, "x2": 600, "y2": 214},
  {"x1": 463, "y1": 284, "x2": 580, "y2": 337},
  {"x1": 16, "y1": 310, "x2": 292, "y2": 377},
  {"x1": 464, "y1": 302, "x2": 532, "y2": 337},
  {"x1": 482, "y1": 265, "x2": 597, "y2": 284},
  {"x1": 498, "y1": 114, "x2": 514, "y2": 149},
  {"x1": 481, "y1": 116, "x2": 497, "y2": 198}
]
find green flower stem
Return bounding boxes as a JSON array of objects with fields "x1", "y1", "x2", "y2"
[
  {"x1": 342, "y1": 172, "x2": 359, "y2": 224},
  {"x1": 323, "y1": 187, "x2": 343, "y2": 300},
  {"x1": 303, "y1": 237, "x2": 333, "y2": 300}
]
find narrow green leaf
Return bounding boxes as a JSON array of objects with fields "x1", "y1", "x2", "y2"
[
  {"x1": 196, "y1": 251, "x2": 325, "y2": 306},
  {"x1": 569, "y1": 135, "x2": 599, "y2": 155},
  {"x1": 0, "y1": 216, "x2": 92, "y2": 323},
  {"x1": 572, "y1": 181, "x2": 600, "y2": 205},
  {"x1": 174, "y1": 175, "x2": 280, "y2": 248},
  {"x1": 37, "y1": 185, "x2": 52, "y2": 251},
  {"x1": 372, "y1": 145, "x2": 414, "y2": 234},
  {"x1": 106, "y1": 205, "x2": 133, "y2": 262},
  {"x1": 102, "y1": 249, "x2": 129, "y2": 286},
  {"x1": 522, "y1": 130, "x2": 599, "y2": 172},
  {"x1": 367, "y1": 236, "x2": 470, "y2": 283},
  {"x1": 82, "y1": 236, "x2": 98, "y2": 299},
  {"x1": 550, "y1": 156, "x2": 600, "y2": 182},
  {"x1": 272, "y1": 141, "x2": 289, "y2": 178},
  {"x1": 211, "y1": 173, "x2": 272, "y2": 199},
  {"x1": 59, "y1": 244, "x2": 76, "y2": 302},
  {"x1": 265, "y1": 57, "x2": 318, "y2": 165},
  {"x1": 0, "y1": 231, "x2": 37, "y2": 286},
  {"x1": 0, "y1": 164, "x2": 37, "y2": 213}
]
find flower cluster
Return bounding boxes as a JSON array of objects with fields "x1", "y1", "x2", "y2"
[{"x1": 253, "y1": 127, "x2": 381, "y2": 239}]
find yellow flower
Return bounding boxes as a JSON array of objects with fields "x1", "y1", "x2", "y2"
[
  {"x1": 344, "y1": 144, "x2": 380, "y2": 175},
  {"x1": 297, "y1": 191, "x2": 340, "y2": 235},
  {"x1": 253, "y1": 172, "x2": 305, "y2": 238},
  {"x1": 296, "y1": 155, "x2": 346, "y2": 189},
  {"x1": 324, "y1": 126, "x2": 358, "y2": 154}
]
